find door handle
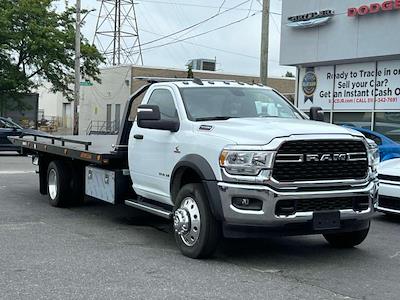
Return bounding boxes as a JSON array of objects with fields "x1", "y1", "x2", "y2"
[{"x1": 134, "y1": 134, "x2": 144, "y2": 140}]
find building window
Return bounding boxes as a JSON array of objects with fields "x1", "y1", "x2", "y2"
[
  {"x1": 333, "y1": 112, "x2": 372, "y2": 129},
  {"x1": 374, "y1": 112, "x2": 400, "y2": 142}
]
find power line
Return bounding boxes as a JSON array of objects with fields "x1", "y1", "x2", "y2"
[
  {"x1": 171, "y1": 0, "x2": 252, "y2": 41},
  {"x1": 139, "y1": 28, "x2": 263, "y2": 60},
  {"x1": 137, "y1": 0, "x2": 283, "y2": 63},
  {"x1": 143, "y1": 28, "x2": 281, "y2": 64},
  {"x1": 217, "y1": 0, "x2": 226, "y2": 13},
  {"x1": 138, "y1": 0, "x2": 268, "y2": 12},
  {"x1": 138, "y1": 0, "x2": 252, "y2": 47},
  {"x1": 131, "y1": 11, "x2": 261, "y2": 54},
  {"x1": 247, "y1": 0, "x2": 255, "y2": 17}
]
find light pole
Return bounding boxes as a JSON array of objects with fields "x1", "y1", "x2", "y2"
[{"x1": 73, "y1": 0, "x2": 81, "y2": 135}]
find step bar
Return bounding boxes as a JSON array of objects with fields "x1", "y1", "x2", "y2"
[{"x1": 125, "y1": 199, "x2": 173, "y2": 220}]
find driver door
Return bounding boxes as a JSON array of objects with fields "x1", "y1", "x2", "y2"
[{"x1": 129, "y1": 87, "x2": 181, "y2": 205}]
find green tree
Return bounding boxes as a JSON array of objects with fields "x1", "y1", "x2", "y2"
[
  {"x1": 187, "y1": 65, "x2": 194, "y2": 79},
  {"x1": 0, "y1": 0, "x2": 105, "y2": 112}
]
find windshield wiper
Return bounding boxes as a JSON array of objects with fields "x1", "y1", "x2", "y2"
[
  {"x1": 259, "y1": 115, "x2": 281, "y2": 118},
  {"x1": 194, "y1": 116, "x2": 233, "y2": 121}
]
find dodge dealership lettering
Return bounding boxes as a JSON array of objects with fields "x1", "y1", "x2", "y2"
[{"x1": 348, "y1": 0, "x2": 400, "y2": 16}]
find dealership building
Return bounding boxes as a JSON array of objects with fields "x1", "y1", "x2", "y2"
[{"x1": 280, "y1": 0, "x2": 400, "y2": 142}]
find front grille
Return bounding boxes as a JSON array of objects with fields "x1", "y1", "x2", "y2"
[
  {"x1": 378, "y1": 174, "x2": 400, "y2": 182},
  {"x1": 275, "y1": 196, "x2": 369, "y2": 215},
  {"x1": 379, "y1": 196, "x2": 400, "y2": 211},
  {"x1": 272, "y1": 140, "x2": 368, "y2": 182}
]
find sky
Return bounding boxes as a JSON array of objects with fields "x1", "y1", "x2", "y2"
[{"x1": 56, "y1": 0, "x2": 295, "y2": 77}]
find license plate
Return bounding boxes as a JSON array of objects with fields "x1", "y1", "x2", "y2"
[{"x1": 313, "y1": 211, "x2": 341, "y2": 230}]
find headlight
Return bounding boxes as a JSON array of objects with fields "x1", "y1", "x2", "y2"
[
  {"x1": 219, "y1": 150, "x2": 275, "y2": 176},
  {"x1": 367, "y1": 140, "x2": 380, "y2": 171}
]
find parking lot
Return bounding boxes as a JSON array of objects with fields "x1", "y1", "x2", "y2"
[{"x1": 0, "y1": 153, "x2": 399, "y2": 300}]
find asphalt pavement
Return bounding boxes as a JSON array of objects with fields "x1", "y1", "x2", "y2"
[{"x1": 0, "y1": 153, "x2": 399, "y2": 300}]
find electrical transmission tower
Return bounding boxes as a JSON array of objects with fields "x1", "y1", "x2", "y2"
[{"x1": 93, "y1": 0, "x2": 143, "y2": 66}]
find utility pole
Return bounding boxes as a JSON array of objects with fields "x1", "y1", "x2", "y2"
[
  {"x1": 260, "y1": 0, "x2": 270, "y2": 85},
  {"x1": 73, "y1": 0, "x2": 81, "y2": 135}
]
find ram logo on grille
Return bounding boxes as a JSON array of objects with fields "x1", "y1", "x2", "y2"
[
  {"x1": 276, "y1": 152, "x2": 367, "y2": 163},
  {"x1": 273, "y1": 140, "x2": 369, "y2": 182},
  {"x1": 305, "y1": 153, "x2": 366, "y2": 162}
]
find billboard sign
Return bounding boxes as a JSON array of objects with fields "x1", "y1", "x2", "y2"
[{"x1": 298, "y1": 60, "x2": 400, "y2": 111}]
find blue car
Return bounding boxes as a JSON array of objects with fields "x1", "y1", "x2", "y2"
[{"x1": 343, "y1": 126, "x2": 400, "y2": 162}]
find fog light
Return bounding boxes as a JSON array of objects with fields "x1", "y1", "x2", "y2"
[{"x1": 232, "y1": 197, "x2": 263, "y2": 211}]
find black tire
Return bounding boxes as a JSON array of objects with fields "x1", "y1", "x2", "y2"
[
  {"x1": 47, "y1": 161, "x2": 72, "y2": 207},
  {"x1": 173, "y1": 183, "x2": 221, "y2": 259},
  {"x1": 323, "y1": 222, "x2": 370, "y2": 248}
]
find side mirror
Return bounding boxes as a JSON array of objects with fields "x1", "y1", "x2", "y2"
[
  {"x1": 137, "y1": 105, "x2": 179, "y2": 132},
  {"x1": 309, "y1": 107, "x2": 325, "y2": 122}
]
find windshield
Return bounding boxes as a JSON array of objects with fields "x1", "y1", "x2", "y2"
[{"x1": 180, "y1": 87, "x2": 303, "y2": 121}]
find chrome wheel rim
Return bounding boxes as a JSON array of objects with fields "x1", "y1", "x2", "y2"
[
  {"x1": 48, "y1": 169, "x2": 58, "y2": 200},
  {"x1": 174, "y1": 197, "x2": 201, "y2": 247}
]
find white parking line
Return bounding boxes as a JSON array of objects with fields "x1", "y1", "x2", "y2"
[
  {"x1": 390, "y1": 251, "x2": 400, "y2": 259},
  {"x1": 0, "y1": 171, "x2": 36, "y2": 174}
]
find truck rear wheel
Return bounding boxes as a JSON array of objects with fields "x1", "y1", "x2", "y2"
[
  {"x1": 323, "y1": 222, "x2": 370, "y2": 248},
  {"x1": 173, "y1": 183, "x2": 221, "y2": 259},
  {"x1": 47, "y1": 161, "x2": 71, "y2": 207}
]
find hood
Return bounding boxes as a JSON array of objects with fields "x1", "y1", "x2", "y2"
[
  {"x1": 197, "y1": 118, "x2": 363, "y2": 145},
  {"x1": 379, "y1": 158, "x2": 400, "y2": 176}
]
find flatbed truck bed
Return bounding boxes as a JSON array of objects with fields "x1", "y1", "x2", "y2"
[
  {"x1": 10, "y1": 134, "x2": 124, "y2": 166},
  {"x1": 7, "y1": 83, "x2": 154, "y2": 211}
]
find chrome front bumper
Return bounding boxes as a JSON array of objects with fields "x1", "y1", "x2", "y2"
[{"x1": 217, "y1": 180, "x2": 378, "y2": 226}]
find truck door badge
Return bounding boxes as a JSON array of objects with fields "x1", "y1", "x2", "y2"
[{"x1": 174, "y1": 146, "x2": 181, "y2": 154}]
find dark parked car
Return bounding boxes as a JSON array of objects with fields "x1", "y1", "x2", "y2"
[
  {"x1": 343, "y1": 125, "x2": 400, "y2": 162},
  {"x1": 0, "y1": 117, "x2": 47, "y2": 153}
]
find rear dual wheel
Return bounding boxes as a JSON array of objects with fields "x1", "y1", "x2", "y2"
[{"x1": 47, "y1": 161, "x2": 84, "y2": 207}]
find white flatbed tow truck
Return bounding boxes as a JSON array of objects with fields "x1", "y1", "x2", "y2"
[{"x1": 10, "y1": 77, "x2": 380, "y2": 258}]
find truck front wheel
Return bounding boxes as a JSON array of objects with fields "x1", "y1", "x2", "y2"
[
  {"x1": 47, "y1": 161, "x2": 71, "y2": 207},
  {"x1": 323, "y1": 222, "x2": 370, "y2": 248},
  {"x1": 173, "y1": 183, "x2": 221, "y2": 259}
]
